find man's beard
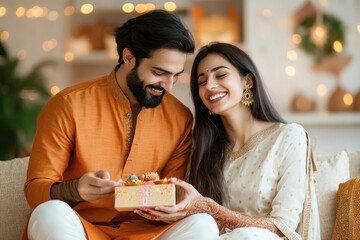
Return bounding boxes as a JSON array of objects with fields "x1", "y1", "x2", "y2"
[{"x1": 126, "y1": 65, "x2": 166, "y2": 108}]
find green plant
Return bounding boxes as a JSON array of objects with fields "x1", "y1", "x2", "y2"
[{"x1": 0, "y1": 40, "x2": 56, "y2": 160}]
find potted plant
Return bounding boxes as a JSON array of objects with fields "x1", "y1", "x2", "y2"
[{"x1": 0, "y1": 40, "x2": 56, "y2": 160}]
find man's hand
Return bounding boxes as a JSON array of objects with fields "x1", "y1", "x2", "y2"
[{"x1": 78, "y1": 170, "x2": 122, "y2": 202}]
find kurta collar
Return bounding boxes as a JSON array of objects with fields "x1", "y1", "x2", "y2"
[
  {"x1": 107, "y1": 65, "x2": 131, "y2": 107},
  {"x1": 228, "y1": 123, "x2": 281, "y2": 161}
]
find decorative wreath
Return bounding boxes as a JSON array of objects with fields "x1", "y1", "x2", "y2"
[{"x1": 294, "y1": 13, "x2": 345, "y2": 62}]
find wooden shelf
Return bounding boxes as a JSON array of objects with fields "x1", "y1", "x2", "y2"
[{"x1": 283, "y1": 112, "x2": 360, "y2": 126}]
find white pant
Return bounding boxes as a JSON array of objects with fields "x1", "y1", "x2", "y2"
[{"x1": 28, "y1": 200, "x2": 219, "y2": 240}]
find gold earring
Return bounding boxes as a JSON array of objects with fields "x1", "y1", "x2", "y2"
[
  {"x1": 208, "y1": 110, "x2": 214, "y2": 115},
  {"x1": 241, "y1": 88, "x2": 254, "y2": 107}
]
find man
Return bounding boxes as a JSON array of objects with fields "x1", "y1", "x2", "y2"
[{"x1": 24, "y1": 10, "x2": 219, "y2": 240}]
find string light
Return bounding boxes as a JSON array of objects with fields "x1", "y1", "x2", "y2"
[
  {"x1": 287, "y1": 50, "x2": 298, "y2": 61},
  {"x1": 80, "y1": 3, "x2": 94, "y2": 15},
  {"x1": 31, "y1": 6, "x2": 43, "y2": 18},
  {"x1": 292, "y1": 34, "x2": 302, "y2": 44},
  {"x1": 285, "y1": 66, "x2": 296, "y2": 77},
  {"x1": 64, "y1": 52, "x2": 74, "y2": 62},
  {"x1": 145, "y1": 3, "x2": 156, "y2": 11},
  {"x1": 262, "y1": 9, "x2": 272, "y2": 18},
  {"x1": 26, "y1": 9, "x2": 33, "y2": 18},
  {"x1": 122, "y1": 3, "x2": 134, "y2": 13},
  {"x1": 0, "y1": 30, "x2": 9, "y2": 42},
  {"x1": 310, "y1": 25, "x2": 327, "y2": 47},
  {"x1": 318, "y1": 0, "x2": 328, "y2": 6},
  {"x1": 17, "y1": 50, "x2": 27, "y2": 60},
  {"x1": 333, "y1": 40, "x2": 343, "y2": 52},
  {"x1": 317, "y1": 84, "x2": 327, "y2": 97},
  {"x1": 343, "y1": 93, "x2": 353, "y2": 106},
  {"x1": 42, "y1": 7, "x2": 48, "y2": 17},
  {"x1": 135, "y1": 4, "x2": 147, "y2": 13},
  {"x1": 48, "y1": 10, "x2": 59, "y2": 21},
  {"x1": 16, "y1": 7, "x2": 25, "y2": 17},
  {"x1": 50, "y1": 86, "x2": 60, "y2": 95},
  {"x1": 64, "y1": 6, "x2": 75, "y2": 16},
  {"x1": 164, "y1": 2, "x2": 176, "y2": 12},
  {"x1": 0, "y1": 6, "x2": 7, "y2": 17}
]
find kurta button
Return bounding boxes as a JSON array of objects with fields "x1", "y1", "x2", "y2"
[{"x1": 126, "y1": 113, "x2": 131, "y2": 118}]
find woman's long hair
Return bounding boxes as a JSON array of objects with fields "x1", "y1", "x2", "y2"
[{"x1": 189, "y1": 43, "x2": 285, "y2": 205}]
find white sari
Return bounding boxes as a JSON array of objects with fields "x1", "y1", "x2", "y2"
[{"x1": 219, "y1": 123, "x2": 320, "y2": 240}]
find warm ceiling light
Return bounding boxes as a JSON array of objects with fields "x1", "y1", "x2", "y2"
[
  {"x1": 292, "y1": 34, "x2": 302, "y2": 44},
  {"x1": 48, "y1": 10, "x2": 59, "y2": 21},
  {"x1": 80, "y1": 3, "x2": 94, "y2": 15},
  {"x1": 333, "y1": 40, "x2": 343, "y2": 53},
  {"x1": 51, "y1": 86, "x2": 61, "y2": 95},
  {"x1": 145, "y1": 3, "x2": 155, "y2": 11},
  {"x1": 343, "y1": 93, "x2": 353, "y2": 106},
  {"x1": 122, "y1": 3, "x2": 134, "y2": 13},
  {"x1": 164, "y1": 2, "x2": 176, "y2": 12},
  {"x1": 287, "y1": 50, "x2": 298, "y2": 61},
  {"x1": 0, "y1": 30, "x2": 9, "y2": 42},
  {"x1": 64, "y1": 6, "x2": 75, "y2": 16},
  {"x1": 16, "y1": 7, "x2": 25, "y2": 17},
  {"x1": 0, "y1": 7, "x2": 7, "y2": 17},
  {"x1": 285, "y1": 66, "x2": 296, "y2": 77},
  {"x1": 317, "y1": 84, "x2": 327, "y2": 97},
  {"x1": 357, "y1": 24, "x2": 360, "y2": 33}
]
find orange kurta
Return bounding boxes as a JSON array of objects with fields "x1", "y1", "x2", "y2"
[{"x1": 23, "y1": 67, "x2": 193, "y2": 239}]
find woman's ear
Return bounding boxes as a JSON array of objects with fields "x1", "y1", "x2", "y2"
[
  {"x1": 244, "y1": 73, "x2": 254, "y2": 88},
  {"x1": 122, "y1": 48, "x2": 136, "y2": 66}
]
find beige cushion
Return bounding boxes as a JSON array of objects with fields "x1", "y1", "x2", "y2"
[
  {"x1": 315, "y1": 151, "x2": 350, "y2": 240},
  {"x1": 0, "y1": 157, "x2": 31, "y2": 240},
  {"x1": 347, "y1": 150, "x2": 360, "y2": 178}
]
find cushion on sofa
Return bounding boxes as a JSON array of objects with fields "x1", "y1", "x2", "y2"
[
  {"x1": 0, "y1": 157, "x2": 31, "y2": 240},
  {"x1": 315, "y1": 150, "x2": 350, "y2": 240},
  {"x1": 347, "y1": 149, "x2": 360, "y2": 178}
]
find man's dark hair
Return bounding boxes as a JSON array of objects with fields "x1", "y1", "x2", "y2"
[{"x1": 115, "y1": 10, "x2": 195, "y2": 64}]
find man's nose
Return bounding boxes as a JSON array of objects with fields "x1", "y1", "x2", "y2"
[{"x1": 160, "y1": 76, "x2": 175, "y2": 92}]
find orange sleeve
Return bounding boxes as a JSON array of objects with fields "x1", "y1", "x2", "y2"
[
  {"x1": 160, "y1": 112, "x2": 193, "y2": 180},
  {"x1": 24, "y1": 94, "x2": 75, "y2": 209}
]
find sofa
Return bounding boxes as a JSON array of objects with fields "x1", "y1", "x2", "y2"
[{"x1": 1, "y1": 150, "x2": 359, "y2": 240}]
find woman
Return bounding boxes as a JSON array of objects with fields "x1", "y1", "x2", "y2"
[{"x1": 135, "y1": 43, "x2": 320, "y2": 240}]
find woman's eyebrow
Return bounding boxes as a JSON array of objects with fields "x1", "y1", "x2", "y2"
[{"x1": 197, "y1": 66, "x2": 229, "y2": 78}]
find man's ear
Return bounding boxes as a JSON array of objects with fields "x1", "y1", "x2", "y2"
[
  {"x1": 122, "y1": 48, "x2": 136, "y2": 66},
  {"x1": 244, "y1": 73, "x2": 254, "y2": 88}
]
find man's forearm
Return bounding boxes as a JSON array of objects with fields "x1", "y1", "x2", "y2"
[{"x1": 50, "y1": 179, "x2": 84, "y2": 207}]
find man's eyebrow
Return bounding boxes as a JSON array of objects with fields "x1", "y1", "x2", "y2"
[
  {"x1": 152, "y1": 66, "x2": 184, "y2": 75},
  {"x1": 197, "y1": 66, "x2": 229, "y2": 78}
]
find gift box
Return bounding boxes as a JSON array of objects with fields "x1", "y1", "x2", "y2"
[{"x1": 114, "y1": 184, "x2": 176, "y2": 211}]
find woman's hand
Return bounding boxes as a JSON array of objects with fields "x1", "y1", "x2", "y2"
[{"x1": 134, "y1": 177, "x2": 207, "y2": 222}]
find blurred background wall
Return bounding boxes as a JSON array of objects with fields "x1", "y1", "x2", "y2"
[{"x1": 1, "y1": 0, "x2": 359, "y2": 157}]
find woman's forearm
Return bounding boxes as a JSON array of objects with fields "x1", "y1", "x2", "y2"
[{"x1": 189, "y1": 196, "x2": 283, "y2": 236}]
